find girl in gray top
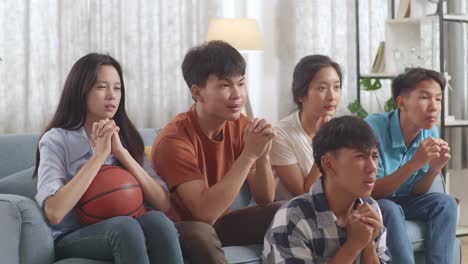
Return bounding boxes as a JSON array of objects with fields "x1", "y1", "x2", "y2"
[{"x1": 34, "y1": 53, "x2": 183, "y2": 264}]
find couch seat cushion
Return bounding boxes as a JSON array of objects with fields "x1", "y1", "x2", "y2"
[
  {"x1": 223, "y1": 244, "x2": 262, "y2": 264},
  {"x1": 406, "y1": 220, "x2": 425, "y2": 252},
  {"x1": 55, "y1": 259, "x2": 112, "y2": 264}
]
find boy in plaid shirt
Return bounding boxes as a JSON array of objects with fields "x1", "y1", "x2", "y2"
[{"x1": 263, "y1": 116, "x2": 391, "y2": 263}]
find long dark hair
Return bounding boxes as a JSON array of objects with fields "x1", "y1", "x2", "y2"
[{"x1": 34, "y1": 53, "x2": 144, "y2": 176}]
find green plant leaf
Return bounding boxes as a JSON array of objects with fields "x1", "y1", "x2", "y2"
[
  {"x1": 348, "y1": 100, "x2": 369, "y2": 119},
  {"x1": 360, "y1": 77, "x2": 382, "y2": 91},
  {"x1": 384, "y1": 97, "x2": 398, "y2": 112}
]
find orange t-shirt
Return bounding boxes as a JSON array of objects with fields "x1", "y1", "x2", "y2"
[{"x1": 152, "y1": 104, "x2": 253, "y2": 222}]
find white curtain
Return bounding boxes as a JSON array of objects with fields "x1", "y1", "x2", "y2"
[
  {"x1": 0, "y1": 0, "x2": 389, "y2": 134},
  {"x1": 0, "y1": 0, "x2": 222, "y2": 133},
  {"x1": 240, "y1": 0, "x2": 389, "y2": 122}
]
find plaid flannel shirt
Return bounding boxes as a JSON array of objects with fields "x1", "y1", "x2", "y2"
[{"x1": 262, "y1": 179, "x2": 391, "y2": 263}]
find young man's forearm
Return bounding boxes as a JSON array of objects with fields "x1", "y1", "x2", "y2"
[
  {"x1": 361, "y1": 242, "x2": 380, "y2": 264},
  {"x1": 248, "y1": 155, "x2": 275, "y2": 205},
  {"x1": 412, "y1": 167, "x2": 440, "y2": 195},
  {"x1": 182, "y1": 153, "x2": 256, "y2": 224},
  {"x1": 328, "y1": 241, "x2": 361, "y2": 264},
  {"x1": 372, "y1": 160, "x2": 421, "y2": 199}
]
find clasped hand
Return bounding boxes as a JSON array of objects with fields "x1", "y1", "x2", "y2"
[
  {"x1": 243, "y1": 118, "x2": 276, "y2": 160},
  {"x1": 90, "y1": 118, "x2": 125, "y2": 158},
  {"x1": 412, "y1": 137, "x2": 450, "y2": 171},
  {"x1": 347, "y1": 202, "x2": 383, "y2": 250}
]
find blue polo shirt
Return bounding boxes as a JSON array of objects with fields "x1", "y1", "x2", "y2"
[{"x1": 365, "y1": 110, "x2": 439, "y2": 197}]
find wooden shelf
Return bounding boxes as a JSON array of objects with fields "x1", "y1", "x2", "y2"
[
  {"x1": 386, "y1": 15, "x2": 468, "y2": 24},
  {"x1": 444, "y1": 120, "x2": 468, "y2": 128},
  {"x1": 386, "y1": 16, "x2": 438, "y2": 24},
  {"x1": 456, "y1": 225, "x2": 468, "y2": 237},
  {"x1": 444, "y1": 15, "x2": 468, "y2": 23},
  {"x1": 360, "y1": 73, "x2": 395, "y2": 79}
]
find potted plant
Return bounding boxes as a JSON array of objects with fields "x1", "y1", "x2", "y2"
[{"x1": 348, "y1": 77, "x2": 397, "y2": 118}]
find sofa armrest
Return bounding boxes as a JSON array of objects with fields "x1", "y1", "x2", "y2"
[{"x1": 0, "y1": 194, "x2": 54, "y2": 264}]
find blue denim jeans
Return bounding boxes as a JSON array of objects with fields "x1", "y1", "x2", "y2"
[
  {"x1": 378, "y1": 192, "x2": 457, "y2": 264},
  {"x1": 55, "y1": 211, "x2": 184, "y2": 264}
]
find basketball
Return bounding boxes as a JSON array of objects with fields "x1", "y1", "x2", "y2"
[{"x1": 75, "y1": 165, "x2": 146, "y2": 226}]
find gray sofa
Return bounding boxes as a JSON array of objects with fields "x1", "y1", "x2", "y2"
[
  {"x1": 0, "y1": 129, "x2": 462, "y2": 263},
  {"x1": 0, "y1": 129, "x2": 262, "y2": 264}
]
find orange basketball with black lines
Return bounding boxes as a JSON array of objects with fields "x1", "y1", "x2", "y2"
[{"x1": 75, "y1": 165, "x2": 146, "y2": 226}]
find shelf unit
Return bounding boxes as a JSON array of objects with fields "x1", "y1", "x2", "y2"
[
  {"x1": 355, "y1": 0, "x2": 468, "y2": 135},
  {"x1": 437, "y1": 1, "x2": 468, "y2": 138},
  {"x1": 354, "y1": 0, "x2": 397, "y2": 104},
  {"x1": 438, "y1": 2, "x2": 468, "y2": 238}
]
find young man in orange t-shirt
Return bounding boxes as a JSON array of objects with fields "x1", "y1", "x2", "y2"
[{"x1": 152, "y1": 40, "x2": 283, "y2": 263}]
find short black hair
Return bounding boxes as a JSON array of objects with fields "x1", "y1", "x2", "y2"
[
  {"x1": 181, "y1": 40, "x2": 246, "y2": 90},
  {"x1": 313, "y1": 116, "x2": 379, "y2": 176},
  {"x1": 392, "y1": 67, "x2": 445, "y2": 103},
  {"x1": 292, "y1": 55, "x2": 343, "y2": 110}
]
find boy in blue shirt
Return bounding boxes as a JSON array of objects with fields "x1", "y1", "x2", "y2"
[{"x1": 365, "y1": 68, "x2": 457, "y2": 264}]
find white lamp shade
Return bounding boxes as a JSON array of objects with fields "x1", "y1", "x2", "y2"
[{"x1": 206, "y1": 18, "x2": 264, "y2": 52}]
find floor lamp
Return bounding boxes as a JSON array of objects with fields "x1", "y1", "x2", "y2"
[{"x1": 206, "y1": 18, "x2": 264, "y2": 119}]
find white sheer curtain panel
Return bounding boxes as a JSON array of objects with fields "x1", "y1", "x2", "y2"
[
  {"x1": 241, "y1": 0, "x2": 388, "y2": 121},
  {"x1": 0, "y1": 0, "x2": 222, "y2": 133},
  {"x1": 0, "y1": 0, "x2": 391, "y2": 133}
]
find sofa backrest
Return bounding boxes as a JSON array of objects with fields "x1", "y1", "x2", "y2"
[
  {"x1": 0, "y1": 133, "x2": 39, "y2": 179},
  {"x1": 139, "y1": 128, "x2": 159, "y2": 146},
  {"x1": 0, "y1": 129, "x2": 254, "y2": 209},
  {"x1": 0, "y1": 129, "x2": 444, "y2": 208}
]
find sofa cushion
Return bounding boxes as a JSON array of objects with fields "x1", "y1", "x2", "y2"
[
  {"x1": 0, "y1": 133, "x2": 39, "y2": 178},
  {"x1": 0, "y1": 167, "x2": 37, "y2": 200},
  {"x1": 144, "y1": 146, "x2": 153, "y2": 161},
  {"x1": 223, "y1": 244, "x2": 262, "y2": 264},
  {"x1": 52, "y1": 246, "x2": 263, "y2": 264},
  {"x1": 406, "y1": 220, "x2": 425, "y2": 252},
  {"x1": 54, "y1": 259, "x2": 112, "y2": 264}
]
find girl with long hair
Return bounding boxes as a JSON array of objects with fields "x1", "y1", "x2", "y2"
[{"x1": 34, "y1": 53, "x2": 183, "y2": 263}]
